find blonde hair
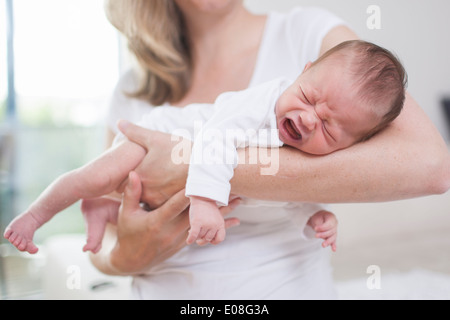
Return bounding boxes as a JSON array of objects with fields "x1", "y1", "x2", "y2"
[{"x1": 105, "y1": 0, "x2": 191, "y2": 105}]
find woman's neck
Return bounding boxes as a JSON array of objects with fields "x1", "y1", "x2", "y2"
[
  {"x1": 171, "y1": 2, "x2": 267, "y2": 106},
  {"x1": 180, "y1": 4, "x2": 260, "y2": 64}
]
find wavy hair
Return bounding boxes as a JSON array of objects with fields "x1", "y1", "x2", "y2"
[{"x1": 105, "y1": 0, "x2": 191, "y2": 105}]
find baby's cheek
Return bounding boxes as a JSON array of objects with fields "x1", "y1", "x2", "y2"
[{"x1": 302, "y1": 136, "x2": 333, "y2": 155}]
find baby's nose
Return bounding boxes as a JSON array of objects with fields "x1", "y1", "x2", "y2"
[{"x1": 301, "y1": 110, "x2": 319, "y2": 131}]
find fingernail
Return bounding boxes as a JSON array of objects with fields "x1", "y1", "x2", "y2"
[{"x1": 117, "y1": 119, "x2": 130, "y2": 132}]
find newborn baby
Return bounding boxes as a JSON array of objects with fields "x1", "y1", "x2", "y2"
[{"x1": 4, "y1": 40, "x2": 407, "y2": 253}]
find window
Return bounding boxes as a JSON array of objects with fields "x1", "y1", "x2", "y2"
[
  {"x1": 1, "y1": 0, "x2": 120, "y2": 243},
  {"x1": 14, "y1": 0, "x2": 119, "y2": 127},
  {"x1": 0, "y1": 0, "x2": 7, "y2": 121},
  {"x1": 1, "y1": 0, "x2": 13, "y2": 238}
]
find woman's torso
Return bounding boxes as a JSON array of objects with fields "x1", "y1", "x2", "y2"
[{"x1": 108, "y1": 7, "x2": 345, "y2": 300}]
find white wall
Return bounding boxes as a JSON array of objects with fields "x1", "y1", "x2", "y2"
[{"x1": 245, "y1": 0, "x2": 450, "y2": 142}]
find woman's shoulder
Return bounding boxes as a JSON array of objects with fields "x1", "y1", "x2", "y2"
[
  {"x1": 251, "y1": 6, "x2": 347, "y2": 84},
  {"x1": 277, "y1": 6, "x2": 347, "y2": 42},
  {"x1": 107, "y1": 68, "x2": 154, "y2": 133},
  {"x1": 272, "y1": 6, "x2": 347, "y2": 61},
  {"x1": 114, "y1": 68, "x2": 141, "y2": 93},
  {"x1": 267, "y1": 6, "x2": 344, "y2": 25},
  {"x1": 281, "y1": 6, "x2": 345, "y2": 24}
]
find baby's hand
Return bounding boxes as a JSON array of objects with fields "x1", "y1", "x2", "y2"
[
  {"x1": 187, "y1": 197, "x2": 226, "y2": 245},
  {"x1": 307, "y1": 210, "x2": 338, "y2": 252}
]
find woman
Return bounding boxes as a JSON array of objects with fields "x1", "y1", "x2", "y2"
[{"x1": 89, "y1": 0, "x2": 450, "y2": 299}]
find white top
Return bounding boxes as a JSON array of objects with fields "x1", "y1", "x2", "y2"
[{"x1": 107, "y1": 7, "x2": 346, "y2": 300}]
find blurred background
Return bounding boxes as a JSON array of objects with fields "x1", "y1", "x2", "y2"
[{"x1": 0, "y1": 0, "x2": 449, "y2": 299}]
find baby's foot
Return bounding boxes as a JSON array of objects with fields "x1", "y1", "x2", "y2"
[
  {"x1": 81, "y1": 197, "x2": 120, "y2": 253},
  {"x1": 3, "y1": 212, "x2": 41, "y2": 254}
]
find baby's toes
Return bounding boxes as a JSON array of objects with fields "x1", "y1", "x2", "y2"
[
  {"x1": 11, "y1": 233, "x2": 24, "y2": 249},
  {"x1": 17, "y1": 238, "x2": 28, "y2": 251},
  {"x1": 6, "y1": 230, "x2": 18, "y2": 243},
  {"x1": 26, "y1": 242, "x2": 39, "y2": 254},
  {"x1": 18, "y1": 238, "x2": 39, "y2": 254},
  {"x1": 3, "y1": 228, "x2": 12, "y2": 240}
]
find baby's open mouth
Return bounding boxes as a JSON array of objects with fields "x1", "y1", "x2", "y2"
[{"x1": 284, "y1": 118, "x2": 302, "y2": 140}]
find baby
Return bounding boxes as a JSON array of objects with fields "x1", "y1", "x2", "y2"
[{"x1": 4, "y1": 40, "x2": 407, "y2": 254}]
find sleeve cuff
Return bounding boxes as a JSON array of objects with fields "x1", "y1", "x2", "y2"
[{"x1": 185, "y1": 179, "x2": 231, "y2": 206}]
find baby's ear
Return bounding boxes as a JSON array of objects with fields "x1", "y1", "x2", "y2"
[{"x1": 303, "y1": 62, "x2": 313, "y2": 73}]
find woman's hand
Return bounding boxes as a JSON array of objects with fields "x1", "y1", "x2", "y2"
[
  {"x1": 102, "y1": 171, "x2": 240, "y2": 275},
  {"x1": 117, "y1": 120, "x2": 191, "y2": 208}
]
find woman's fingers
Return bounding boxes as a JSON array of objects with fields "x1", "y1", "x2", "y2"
[
  {"x1": 118, "y1": 120, "x2": 153, "y2": 150},
  {"x1": 220, "y1": 198, "x2": 241, "y2": 216},
  {"x1": 220, "y1": 198, "x2": 241, "y2": 228},
  {"x1": 158, "y1": 189, "x2": 191, "y2": 220}
]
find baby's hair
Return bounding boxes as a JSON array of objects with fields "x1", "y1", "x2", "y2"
[{"x1": 315, "y1": 40, "x2": 408, "y2": 141}]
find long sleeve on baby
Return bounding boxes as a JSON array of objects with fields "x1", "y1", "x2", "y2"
[{"x1": 185, "y1": 78, "x2": 288, "y2": 206}]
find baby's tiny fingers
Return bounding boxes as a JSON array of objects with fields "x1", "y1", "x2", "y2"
[
  {"x1": 315, "y1": 219, "x2": 337, "y2": 231},
  {"x1": 186, "y1": 226, "x2": 201, "y2": 245},
  {"x1": 211, "y1": 228, "x2": 226, "y2": 245},
  {"x1": 331, "y1": 242, "x2": 337, "y2": 252},
  {"x1": 315, "y1": 229, "x2": 336, "y2": 239},
  {"x1": 204, "y1": 229, "x2": 218, "y2": 242},
  {"x1": 196, "y1": 239, "x2": 208, "y2": 246},
  {"x1": 322, "y1": 235, "x2": 337, "y2": 251}
]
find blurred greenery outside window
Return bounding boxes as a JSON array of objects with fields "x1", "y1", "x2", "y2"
[
  {"x1": 1, "y1": 1, "x2": 6, "y2": 123},
  {"x1": 1, "y1": 0, "x2": 120, "y2": 244}
]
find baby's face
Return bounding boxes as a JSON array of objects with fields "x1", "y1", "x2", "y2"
[{"x1": 276, "y1": 58, "x2": 379, "y2": 155}]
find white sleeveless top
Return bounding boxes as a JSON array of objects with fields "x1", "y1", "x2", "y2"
[{"x1": 107, "y1": 7, "x2": 346, "y2": 300}]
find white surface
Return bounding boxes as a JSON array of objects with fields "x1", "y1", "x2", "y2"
[
  {"x1": 336, "y1": 269, "x2": 450, "y2": 300},
  {"x1": 43, "y1": 235, "x2": 131, "y2": 300},
  {"x1": 41, "y1": 235, "x2": 450, "y2": 300}
]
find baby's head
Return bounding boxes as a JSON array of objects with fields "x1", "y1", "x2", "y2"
[{"x1": 276, "y1": 40, "x2": 407, "y2": 155}]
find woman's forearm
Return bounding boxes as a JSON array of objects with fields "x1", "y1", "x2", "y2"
[
  {"x1": 231, "y1": 94, "x2": 450, "y2": 203},
  {"x1": 118, "y1": 95, "x2": 448, "y2": 206}
]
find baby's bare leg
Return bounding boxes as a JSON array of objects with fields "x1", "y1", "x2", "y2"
[
  {"x1": 3, "y1": 140, "x2": 146, "y2": 254},
  {"x1": 81, "y1": 196, "x2": 121, "y2": 253}
]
